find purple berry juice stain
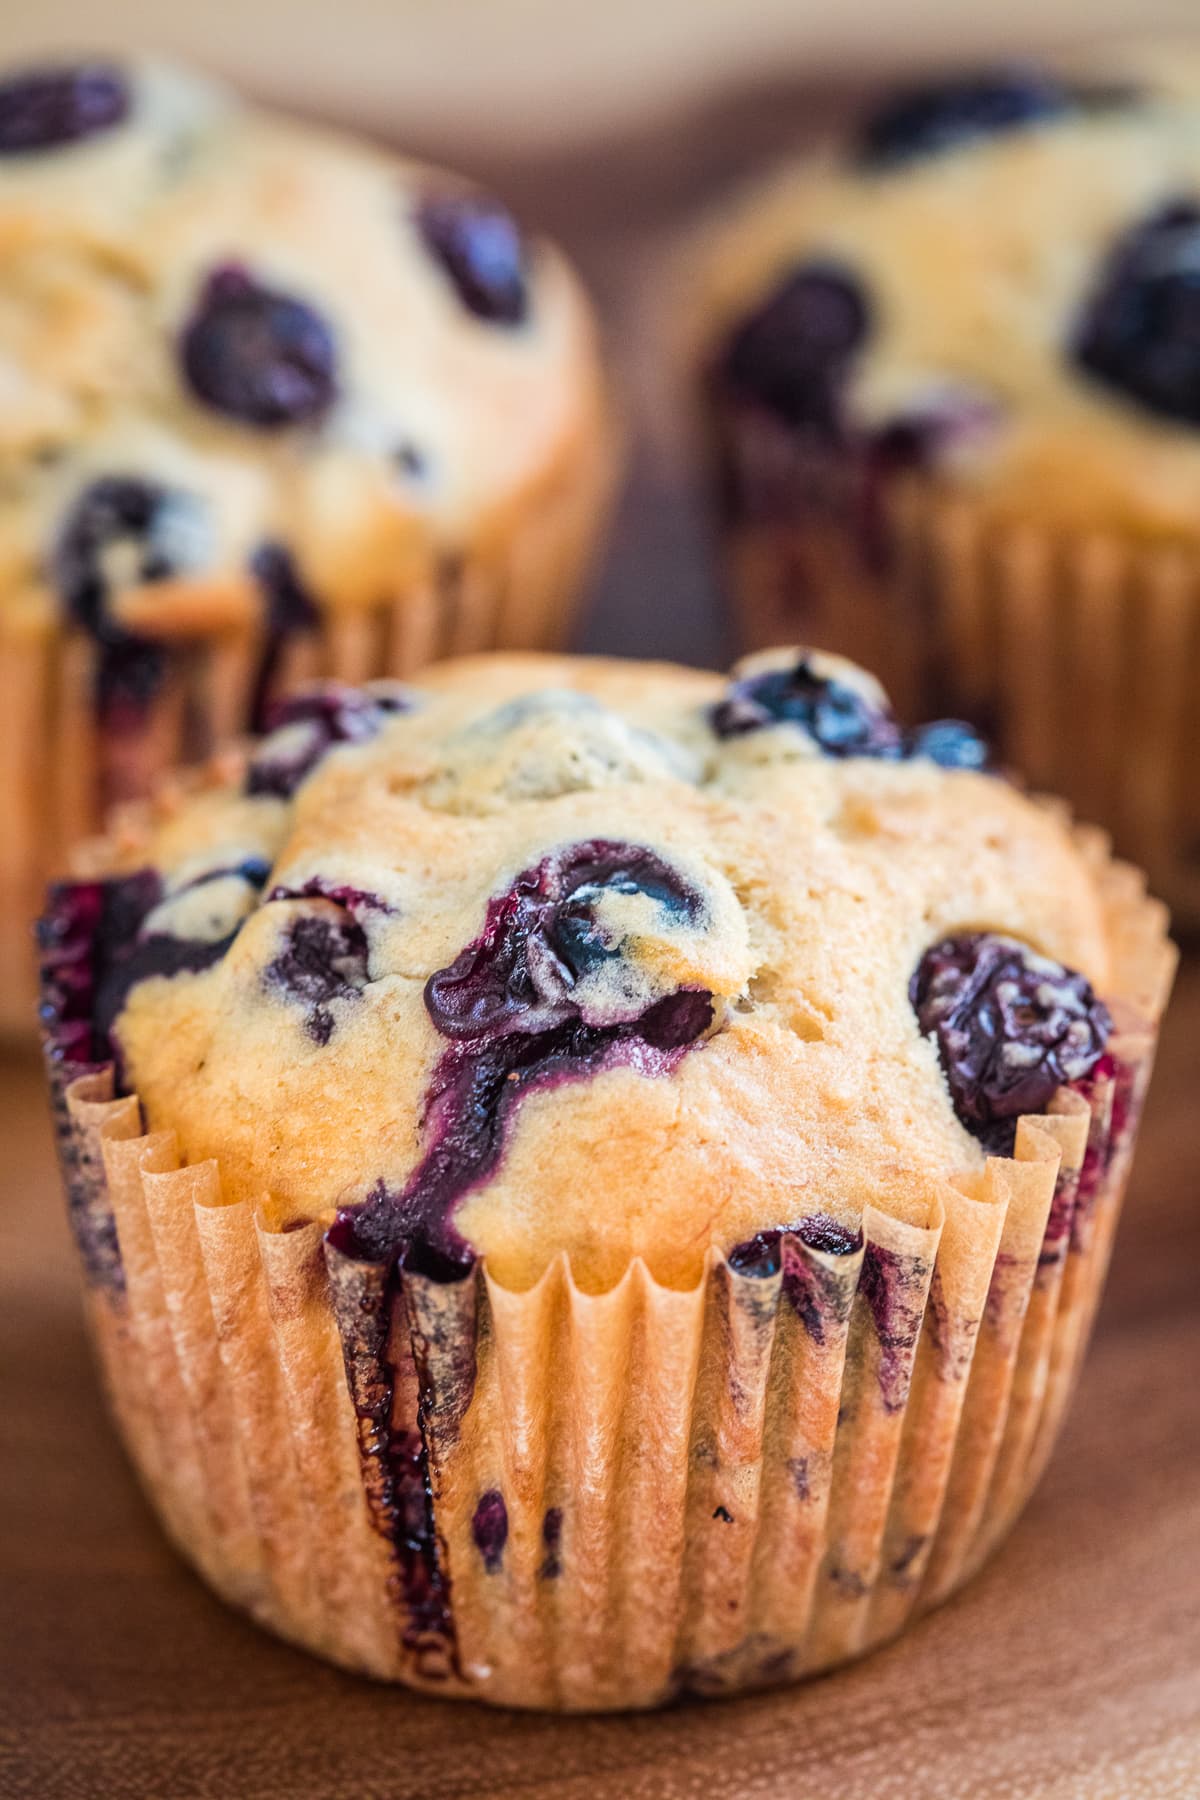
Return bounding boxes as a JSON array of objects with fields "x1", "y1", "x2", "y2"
[
  {"x1": 727, "y1": 1213, "x2": 863, "y2": 1345},
  {"x1": 247, "y1": 542, "x2": 320, "y2": 729},
  {"x1": 335, "y1": 840, "x2": 714, "y2": 1268},
  {"x1": 52, "y1": 477, "x2": 210, "y2": 731},
  {"x1": 539, "y1": 1506, "x2": 563, "y2": 1580},
  {"x1": 471, "y1": 1489, "x2": 509, "y2": 1573},
  {"x1": 245, "y1": 682, "x2": 413, "y2": 800},
  {"x1": 858, "y1": 1242, "x2": 929, "y2": 1413}
]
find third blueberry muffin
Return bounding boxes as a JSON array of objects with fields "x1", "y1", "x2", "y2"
[{"x1": 691, "y1": 47, "x2": 1200, "y2": 924}]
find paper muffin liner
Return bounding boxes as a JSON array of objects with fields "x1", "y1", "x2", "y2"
[
  {"x1": 0, "y1": 408, "x2": 617, "y2": 1037},
  {"x1": 708, "y1": 407, "x2": 1200, "y2": 927},
  {"x1": 39, "y1": 812, "x2": 1174, "y2": 1710}
]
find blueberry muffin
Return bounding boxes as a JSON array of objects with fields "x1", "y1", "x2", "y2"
[
  {"x1": 38, "y1": 646, "x2": 1172, "y2": 1707},
  {"x1": 691, "y1": 48, "x2": 1200, "y2": 926},
  {"x1": 0, "y1": 53, "x2": 614, "y2": 1030}
]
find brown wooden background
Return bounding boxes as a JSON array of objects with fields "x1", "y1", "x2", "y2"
[{"x1": 2, "y1": 82, "x2": 1199, "y2": 1800}]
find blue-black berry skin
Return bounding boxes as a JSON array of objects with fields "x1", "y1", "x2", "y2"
[
  {"x1": 716, "y1": 264, "x2": 870, "y2": 438},
  {"x1": 856, "y1": 66, "x2": 1083, "y2": 169},
  {"x1": 710, "y1": 655, "x2": 992, "y2": 772},
  {"x1": 711, "y1": 656, "x2": 899, "y2": 754},
  {"x1": 0, "y1": 61, "x2": 130, "y2": 155},
  {"x1": 181, "y1": 266, "x2": 338, "y2": 428},
  {"x1": 417, "y1": 193, "x2": 530, "y2": 326},
  {"x1": 911, "y1": 932, "x2": 1111, "y2": 1151},
  {"x1": 1073, "y1": 201, "x2": 1200, "y2": 426},
  {"x1": 263, "y1": 908, "x2": 370, "y2": 1045},
  {"x1": 904, "y1": 719, "x2": 990, "y2": 771}
]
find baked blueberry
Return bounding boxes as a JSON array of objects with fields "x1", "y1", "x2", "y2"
[
  {"x1": 902, "y1": 719, "x2": 990, "y2": 770},
  {"x1": 717, "y1": 263, "x2": 870, "y2": 439},
  {"x1": 911, "y1": 931, "x2": 1111, "y2": 1151},
  {"x1": 727, "y1": 1214, "x2": 862, "y2": 1276},
  {"x1": 52, "y1": 477, "x2": 210, "y2": 721},
  {"x1": 39, "y1": 876, "x2": 144, "y2": 1067},
  {"x1": 263, "y1": 905, "x2": 371, "y2": 1045},
  {"x1": 247, "y1": 542, "x2": 320, "y2": 729},
  {"x1": 711, "y1": 654, "x2": 901, "y2": 755},
  {"x1": 855, "y1": 66, "x2": 1075, "y2": 168},
  {"x1": 340, "y1": 842, "x2": 712, "y2": 1264},
  {"x1": 0, "y1": 60, "x2": 130, "y2": 154},
  {"x1": 37, "y1": 864, "x2": 255, "y2": 1067},
  {"x1": 245, "y1": 682, "x2": 413, "y2": 799},
  {"x1": 417, "y1": 192, "x2": 529, "y2": 325},
  {"x1": 207, "y1": 856, "x2": 272, "y2": 890},
  {"x1": 425, "y1": 841, "x2": 701, "y2": 1040},
  {"x1": 181, "y1": 266, "x2": 338, "y2": 427},
  {"x1": 712, "y1": 654, "x2": 992, "y2": 770},
  {"x1": 1073, "y1": 201, "x2": 1200, "y2": 426}
]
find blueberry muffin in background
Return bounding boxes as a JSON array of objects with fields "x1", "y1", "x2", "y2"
[
  {"x1": 689, "y1": 45, "x2": 1200, "y2": 927},
  {"x1": 0, "y1": 53, "x2": 615, "y2": 1032},
  {"x1": 38, "y1": 644, "x2": 1173, "y2": 1708}
]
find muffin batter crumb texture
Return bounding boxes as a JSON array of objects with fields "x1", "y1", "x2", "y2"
[{"x1": 40, "y1": 648, "x2": 1118, "y2": 1294}]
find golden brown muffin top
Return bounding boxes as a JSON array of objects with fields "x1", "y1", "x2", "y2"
[
  {"x1": 41, "y1": 648, "x2": 1141, "y2": 1293},
  {"x1": 0, "y1": 54, "x2": 605, "y2": 635},
  {"x1": 691, "y1": 49, "x2": 1200, "y2": 538}
]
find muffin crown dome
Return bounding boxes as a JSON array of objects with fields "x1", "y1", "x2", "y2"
[
  {"x1": 694, "y1": 47, "x2": 1200, "y2": 536},
  {"x1": 0, "y1": 51, "x2": 604, "y2": 663},
  {"x1": 40, "y1": 648, "x2": 1131, "y2": 1292}
]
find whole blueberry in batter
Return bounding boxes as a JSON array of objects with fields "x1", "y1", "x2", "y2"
[
  {"x1": 911, "y1": 931, "x2": 1111, "y2": 1151},
  {"x1": 181, "y1": 266, "x2": 338, "y2": 427},
  {"x1": 0, "y1": 60, "x2": 130, "y2": 154}
]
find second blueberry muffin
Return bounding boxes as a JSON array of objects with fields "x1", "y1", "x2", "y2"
[
  {"x1": 692, "y1": 48, "x2": 1200, "y2": 924},
  {"x1": 0, "y1": 52, "x2": 614, "y2": 1026},
  {"x1": 39, "y1": 646, "x2": 1172, "y2": 1706}
]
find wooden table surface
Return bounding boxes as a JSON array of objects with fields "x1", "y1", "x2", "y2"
[{"x1": 2, "y1": 80, "x2": 1200, "y2": 1800}]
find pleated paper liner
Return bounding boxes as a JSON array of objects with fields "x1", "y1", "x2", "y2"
[
  {"x1": 40, "y1": 816, "x2": 1174, "y2": 1709},
  {"x1": 0, "y1": 403, "x2": 617, "y2": 1037},
  {"x1": 710, "y1": 408, "x2": 1200, "y2": 928}
]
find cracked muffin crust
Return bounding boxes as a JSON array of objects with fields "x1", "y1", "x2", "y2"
[
  {"x1": 0, "y1": 52, "x2": 613, "y2": 1030},
  {"x1": 43, "y1": 648, "x2": 1118, "y2": 1293}
]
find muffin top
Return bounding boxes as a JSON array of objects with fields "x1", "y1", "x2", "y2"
[
  {"x1": 693, "y1": 47, "x2": 1200, "y2": 537},
  {"x1": 40, "y1": 646, "x2": 1156, "y2": 1294},
  {"x1": 0, "y1": 54, "x2": 605, "y2": 638}
]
